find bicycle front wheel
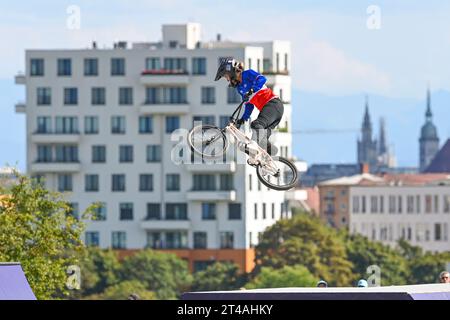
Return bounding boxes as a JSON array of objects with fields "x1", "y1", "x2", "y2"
[
  {"x1": 188, "y1": 124, "x2": 229, "y2": 158},
  {"x1": 256, "y1": 157, "x2": 298, "y2": 191}
]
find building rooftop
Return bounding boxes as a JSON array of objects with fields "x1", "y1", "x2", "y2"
[
  {"x1": 318, "y1": 173, "x2": 384, "y2": 186},
  {"x1": 425, "y1": 139, "x2": 450, "y2": 174}
]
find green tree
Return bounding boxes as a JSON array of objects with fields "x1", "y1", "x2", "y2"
[
  {"x1": 70, "y1": 247, "x2": 122, "y2": 298},
  {"x1": 84, "y1": 280, "x2": 156, "y2": 300},
  {"x1": 397, "y1": 239, "x2": 450, "y2": 284},
  {"x1": 246, "y1": 265, "x2": 317, "y2": 289},
  {"x1": 344, "y1": 233, "x2": 409, "y2": 286},
  {"x1": 0, "y1": 172, "x2": 93, "y2": 299},
  {"x1": 255, "y1": 212, "x2": 354, "y2": 286},
  {"x1": 192, "y1": 262, "x2": 245, "y2": 292},
  {"x1": 120, "y1": 249, "x2": 193, "y2": 299}
]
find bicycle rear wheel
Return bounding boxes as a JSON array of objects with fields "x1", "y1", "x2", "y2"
[
  {"x1": 188, "y1": 124, "x2": 229, "y2": 158},
  {"x1": 256, "y1": 157, "x2": 298, "y2": 191}
]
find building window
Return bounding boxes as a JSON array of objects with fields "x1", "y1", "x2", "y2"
[
  {"x1": 57, "y1": 58, "x2": 71, "y2": 76},
  {"x1": 37, "y1": 87, "x2": 51, "y2": 105},
  {"x1": 37, "y1": 145, "x2": 52, "y2": 163},
  {"x1": 84, "y1": 116, "x2": 99, "y2": 134},
  {"x1": 166, "y1": 174, "x2": 180, "y2": 191},
  {"x1": 84, "y1": 58, "x2": 98, "y2": 76},
  {"x1": 66, "y1": 202, "x2": 79, "y2": 220},
  {"x1": 227, "y1": 87, "x2": 241, "y2": 104},
  {"x1": 228, "y1": 203, "x2": 241, "y2": 220},
  {"x1": 201, "y1": 87, "x2": 216, "y2": 104},
  {"x1": 145, "y1": 57, "x2": 160, "y2": 71},
  {"x1": 193, "y1": 174, "x2": 216, "y2": 191},
  {"x1": 55, "y1": 145, "x2": 78, "y2": 162},
  {"x1": 57, "y1": 174, "x2": 72, "y2": 192},
  {"x1": 119, "y1": 203, "x2": 133, "y2": 221},
  {"x1": 361, "y1": 196, "x2": 366, "y2": 214},
  {"x1": 254, "y1": 203, "x2": 258, "y2": 219},
  {"x1": 166, "y1": 203, "x2": 188, "y2": 220},
  {"x1": 352, "y1": 196, "x2": 360, "y2": 213},
  {"x1": 146, "y1": 203, "x2": 161, "y2": 220},
  {"x1": 119, "y1": 87, "x2": 133, "y2": 105},
  {"x1": 416, "y1": 195, "x2": 421, "y2": 214},
  {"x1": 112, "y1": 174, "x2": 125, "y2": 192},
  {"x1": 425, "y1": 195, "x2": 432, "y2": 213},
  {"x1": 389, "y1": 196, "x2": 396, "y2": 214},
  {"x1": 370, "y1": 196, "x2": 378, "y2": 213},
  {"x1": 202, "y1": 203, "x2": 216, "y2": 220},
  {"x1": 112, "y1": 231, "x2": 126, "y2": 249},
  {"x1": 444, "y1": 195, "x2": 450, "y2": 213},
  {"x1": 262, "y1": 203, "x2": 267, "y2": 219},
  {"x1": 263, "y1": 59, "x2": 271, "y2": 72},
  {"x1": 219, "y1": 174, "x2": 233, "y2": 191},
  {"x1": 284, "y1": 53, "x2": 289, "y2": 72},
  {"x1": 220, "y1": 232, "x2": 234, "y2": 249},
  {"x1": 165, "y1": 232, "x2": 188, "y2": 249},
  {"x1": 119, "y1": 145, "x2": 133, "y2": 163},
  {"x1": 165, "y1": 116, "x2": 180, "y2": 133},
  {"x1": 248, "y1": 174, "x2": 253, "y2": 191},
  {"x1": 139, "y1": 116, "x2": 153, "y2": 134},
  {"x1": 111, "y1": 58, "x2": 125, "y2": 76},
  {"x1": 30, "y1": 58, "x2": 44, "y2": 76},
  {"x1": 55, "y1": 116, "x2": 78, "y2": 134},
  {"x1": 435, "y1": 223, "x2": 442, "y2": 241},
  {"x1": 92, "y1": 145, "x2": 106, "y2": 163},
  {"x1": 85, "y1": 174, "x2": 99, "y2": 192},
  {"x1": 85, "y1": 232, "x2": 100, "y2": 247},
  {"x1": 111, "y1": 116, "x2": 126, "y2": 134},
  {"x1": 379, "y1": 196, "x2": 384, "y2": 213},
  {"x1": 434, "y1": 195, "x2": 439, "y2": 213},
  {"x1": 64, "y1": 88, "x2": 78, "y2": 105},
  {"x1": 276, "y1": 53, "x2": 280, "y2": 71},
  {"x1": 407, "y1": 196, "x2": 414, "y2": 214},
  {"x1": 163, "y1": 58, "x2": 187, "y2": 72},
  {"x1": 193, "y1": 232, "x2": 207, "y2": 249},
  {"x1": 145, "y1": 87, "x2": 187, "y2": 104},
  {"x1": 36, "y1": 116, "x2": 52, "y2": 134},
  {"x1": 193, "y1": 115, "x2": 215, "y2": 126},
  {"x1": 91, "y1": 87, "x2": 106, "y2": 105},
  {"x1": 94, "y1": 203, "x2": 107, "y2": 221},
  {"x1": 192, "y1": 57, "x2": 206, "y2": 75},
  {"x1": 139, "y1": 174, "x2": 153, "y2": 192},
  {"x1": 398, "y1": 196, "x2": 403, "y2": 213},
  {"x1": 146, "y1": 232, "x2": 162, "y2": 249},
  {"x1": 146, "y1": 145, "x2": 161, "y2": 162},
  {"x1": 193, "y1": 261, "x2": 214, "y2": 273},
  {"x1": 271, "y1": 203, "x2": 275, "y2": 219}
]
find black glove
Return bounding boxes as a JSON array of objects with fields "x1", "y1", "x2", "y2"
[
  {"x1": 236, "y1": 118, "x2": 245, "y2": 128},
  {"x1": 243, "y1": 89, "x2": 254, "y2": 102}
]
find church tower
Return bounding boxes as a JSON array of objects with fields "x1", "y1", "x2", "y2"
[
  {"x1": 419, "y1": 88, "x2": 440, "y2": 172},
  {"x1": 357, "y1": 96, "x2": 378, "y2": 168}
]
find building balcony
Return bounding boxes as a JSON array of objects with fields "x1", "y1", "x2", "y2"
[
  {"x1": 185, "y1": 161, "x2": 236, "y2": 173},
  {"x1": 15, "y1": 73, "x2": 26, "y2": 85},
  {"x1": 140, "y1": 70, "x2": 189, "y2": 85},
  {"x1": 31, "y1": 132, "x2": 80, "y2": 144},
  {"x1": 15, "y1": 102, "x2": 26, "y2": 113},
  {"x1": 139, "y1": 103, "x2": 190, "y2": 115},
  {"x1": 140, "y1": 219, "x2": 191, "y2": 230},
  {"x1": 31, "y1": 161, "x2": 81, "y2": 173},
  {"x1": 187, "y1": 190, "x2": 236, "y2": 202}
]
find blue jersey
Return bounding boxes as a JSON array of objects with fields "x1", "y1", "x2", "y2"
[{"x1": 236, "y1": 69, "x2": 277, "y2": 120}]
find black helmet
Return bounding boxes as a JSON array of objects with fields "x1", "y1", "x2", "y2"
[{"x1": 214, "y1": 58, "x2": 242, "y2": 87}]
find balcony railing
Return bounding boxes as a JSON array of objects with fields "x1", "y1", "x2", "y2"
[
  {"x1": 141, "y1": 69, "x2": 189, "y2": 76},
  {"x1": 262, "y1": 70, "x2": 290, "y2": 76}
]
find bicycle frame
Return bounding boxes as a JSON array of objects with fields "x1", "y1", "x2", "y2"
[{"x1": 219, "y1": 101, "x2": 281, "y2": 177}]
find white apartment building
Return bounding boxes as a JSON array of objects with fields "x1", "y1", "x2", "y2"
[
  {"x1": 349, "y1": 175, "x2": 450, "y2": 252},
  {"x1": 15, "y1": 23, "x2": 303, "y2": 272}
]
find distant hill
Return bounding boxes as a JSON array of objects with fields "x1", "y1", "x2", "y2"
[{"x1": 291, "y1": 89, "x2": 450, "y2": 167}]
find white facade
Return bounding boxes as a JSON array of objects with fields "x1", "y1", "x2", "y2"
[
  {"x1": 350, "y1": 184, "x2": 450, "y2": 252},
  {"x1": 15, "y1": 24, "x2": 301, "y2": 252}
]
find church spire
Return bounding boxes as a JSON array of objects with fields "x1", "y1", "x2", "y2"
[{"x1": 426, "y1": 86, "x2": 432, "y2": 121}]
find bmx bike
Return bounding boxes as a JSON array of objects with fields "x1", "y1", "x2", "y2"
[{"x1": 187, "y1": 99, "x2": 298, "y2": 191}]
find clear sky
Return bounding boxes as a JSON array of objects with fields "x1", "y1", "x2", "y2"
[{"x1": 1, "y1": 0, "x2": 450, "y2": 170}]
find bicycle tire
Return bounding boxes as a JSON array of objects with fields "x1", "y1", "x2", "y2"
[
  {"x1": 187, "y1": 124, "x2": 229, "y2": 158},
  {"x1": 256, "y1": 156, "x2": 298, "y2": 191}
]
